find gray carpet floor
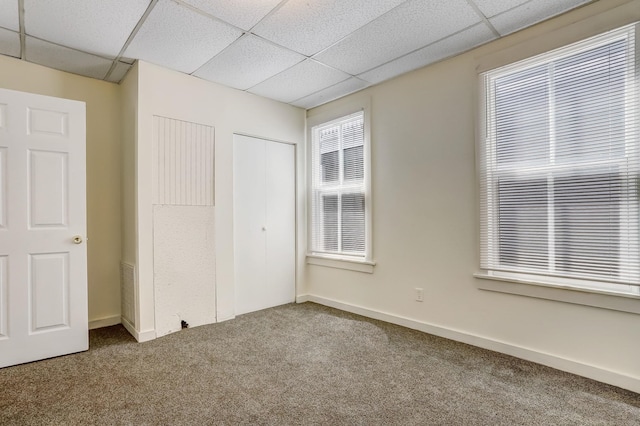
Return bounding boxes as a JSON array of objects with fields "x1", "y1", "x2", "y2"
[{"x1": 1, "y1": 302, "x2": 639, "y2": 425}]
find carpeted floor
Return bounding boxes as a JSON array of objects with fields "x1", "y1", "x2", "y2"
[{"x1": 1, "y1": 302, "x2": 639, "y2": 425}]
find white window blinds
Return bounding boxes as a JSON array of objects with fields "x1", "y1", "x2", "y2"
[
  {"x1": 311, "y1": 111, "x2": 367, "y2": 258},
  {"x1": 479, "y1": 23, "x2": 640, "y2": 288}
]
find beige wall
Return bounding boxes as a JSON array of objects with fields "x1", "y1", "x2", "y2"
[
  {"x1": 0, "y1": 55, "x2": 122, "y2": 326},
  {"x1": 133, "y1": 62, "x2": 305, "y2": 339},
  {"x1": 305, "y1": 0, "x2": 640, "y2": 392}
]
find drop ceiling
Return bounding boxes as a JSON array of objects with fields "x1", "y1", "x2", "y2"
[{"x1": 0, "y1": 0, "x2": 592, "y2": 109}]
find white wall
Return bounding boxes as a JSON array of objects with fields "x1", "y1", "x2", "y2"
[
  {"x1": 120, "y1": 63, "x2": 138, "y2": 268},
  {"x1": 133, "y1": 61, "x2": 305, "y2": 339},
  {"x1": 153, "y1": 205, "x2": 216, "y2": 336},
  {"x1": 303, "y1": 0, "x2": 640, "y2": 392},
  {"x1": 0, "y1": 55, "x2": 122, "y2": 328}
]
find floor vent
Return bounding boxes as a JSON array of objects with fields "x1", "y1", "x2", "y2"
[{"x1": 120, "y1": 262, "x2": 136, "y2": 327}]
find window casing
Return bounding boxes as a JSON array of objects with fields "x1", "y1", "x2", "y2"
[
  {"x1": 479, "y1": 23, "x2": 640, "y2": 295},
  {"x1": 310, "y1": 111, "x2": 371, "y2": 262}
]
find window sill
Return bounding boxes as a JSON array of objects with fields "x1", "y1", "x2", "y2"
[
  {"x1": 306, "y1": 254, "x2": 375, "y2": 273},
  {"x1": 474, "y1": 272, "x2": 640, "y2": 315}
]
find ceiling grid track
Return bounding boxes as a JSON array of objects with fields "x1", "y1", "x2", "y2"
[
  {"x1": 190, "y1": 0, "x2": 301, "y2": 78},
  {"x1": 307, "y1": 0, "x2": 414, "y2": 60},
  {"x1": 247, "y1": 0, "x2": 290, "y2": 33},
  {"x1": 172, "y1": 0, "x2": 245, "y2": 32},
  {"x1": 466, "y1": 0, "x2": 501, "y2": 37},
  {"x1": 105, "y1": 0, "x2": 159, "y2": 81}
]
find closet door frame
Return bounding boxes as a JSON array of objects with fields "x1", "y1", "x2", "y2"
[{"x1": 233, "y1": 133, "x2": 297, "y2": 316}]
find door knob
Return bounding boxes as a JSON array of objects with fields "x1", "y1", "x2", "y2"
[{"x1": 72, "y1": 235, "x2": 83, "y2": 244}]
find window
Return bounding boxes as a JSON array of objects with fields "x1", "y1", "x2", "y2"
[
  {"x1": 309, "y1": 110, "x2": 371, "y2": 263},
  {"x1": 478, "y1": 23, "x2": 640, "y2": 295}
]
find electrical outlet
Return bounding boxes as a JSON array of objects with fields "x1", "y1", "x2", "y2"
[{"x1": 415, "y1": 288, "x2": 424, "y2": 302}]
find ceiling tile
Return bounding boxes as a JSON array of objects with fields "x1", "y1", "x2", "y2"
[
  {"x1": 359, "y1": 23, "x2": 496, "y2": 84},
  {"x1": 25, "y1": 37, "x2": 112, "y2": 79},
  {"x1": 0, "y1": 0, "x2": 19, "y2": 31},
  {"x1": 314, "y1": 0, "x2": 481, "y2": 75},
  {"x1": 24, "y1": 0, "x2": 150, "y2": 58},
  {"x1": 124, "y1": 0, "x2": 242, "y2": 74},
  {"x1": 490, "y1": 0, "x2": 591, "y2": 36},
  {"x1": 181, "y1": 0, "x2": 282, "y2": 31},
  {"x1": 291, "y1": 77, "x2": 370, "y2": 109},
  {"x1": 248, "y1": 59, "x2": 350, "y2": 104},
  {"x1": 0, "y1": 27, "x2": 19, "y2": 58},
  {"x1": 106, "y1": 61, "x2": 132, "y2": 83},
  {"x1": 193, "y1": 35, "x2": 304, "y2": 91},
  {"x1": 471, "y1": 0, "x2": 529, "y2": 18},
  {"x1": 253, "y1": 0, "x2": 407, "y2": 56}
]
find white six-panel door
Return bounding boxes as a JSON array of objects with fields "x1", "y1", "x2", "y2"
[
  {"x1": 0, "y1": 88, "x2": 87, "y2": 368},
  {"x1": 234, "y1": 134, "x2": 295, "y2": 316}
]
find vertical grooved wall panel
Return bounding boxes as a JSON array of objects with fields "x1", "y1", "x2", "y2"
[{"x1": 153, "y1": 116, "x2": 215, "y2": 206}]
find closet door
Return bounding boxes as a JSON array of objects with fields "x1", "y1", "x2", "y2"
[
  {"x1": 233, "y1": 135, "x2": 295, "y2": 316},
  {"x1": 264, "y1": 140, "x2": 295, "y2": 310},
  {"x1": 233, "y1": 135, "x2": 268, "y2": 315}
]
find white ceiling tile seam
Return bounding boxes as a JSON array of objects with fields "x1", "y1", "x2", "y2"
[
  {"x1": 244, "y1": 0, "x2": 291, "y2": 33},
  {"x1": 25, "y1": 34, "x2": 115, "y2": 61},
  {"x1": 191, "y1": 34, "x2": 306, "y2": 91},
  {"x1": 313, "y1": 0, "x2": 482, "y2": 75},
  {"x1": 253, "y1": 0, "x2": 410, "y2": 57},
  {"x1": 475, "y1": 0, "x2": 532, "y2": 18},
  {"x1": 244, "y1": 58, "x2": 358, "y2": 95},
  {"x1": 305, "y1": 0, "x2": 414, "y2": 60},
  {"x1": 172, "y1": 0, "x2": 247, "y2": 33},
  {"x1": 190, "y1": 32, "x2": 250, "y2": 77},
  {"x1": 23, "y1": 0, "x2": 152, "y2": 59},
  {"x1": 289, "y1": 76, "x2": 354, "y2": 105},
  {"x1": 354, "y1": 21, "x2": 492, "y2": 79},
  {"x1": 465, "y1": 0, "x2": 501, "y2": 37},
  {"x1": 123, "y1": 0, "x2": 244, "y2": 74},
  {"x1": 104, "y1": 0, "x2": 158, "y2": 80},
  {"x1": 0, "y1": 25, "x2": 17, "y2": 33},
  {"x1": 246, "y1": 32, "x2": 313, "y2": 59},
  {"x1": 25, "y1": 36, "x2": 114, "y2": 80},
  {"x1": 289, "y1": 76, "x2": 369, "y2": 106},
  {"x1": 247, "y1": 59, "x2": 351, "y2": 103}
]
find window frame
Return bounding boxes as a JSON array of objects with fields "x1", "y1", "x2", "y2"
[
  {"x1": 306, "y1": 98, "x2": 374, "y2": 272},
  {"x1": 476, "y1": 22, "x2": 640, "y2": 307}
]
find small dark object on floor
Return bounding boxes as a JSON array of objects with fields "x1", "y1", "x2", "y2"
[{"x1": 181, "y1": 320, "x2": 189, "y2": 329}]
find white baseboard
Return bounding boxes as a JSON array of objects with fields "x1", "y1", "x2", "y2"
[
  {"x1": 88, "y1": 315, "x2": 121, "y2": 330},
  {"x1": 296, "y1": 294, "x2": 310, "y2": 303},
  {"x1": 299, "y1": 294, "x2": 640, "y2": 394},
  {"x1": 216, "y1": 314, "x2": 235, "y2": 323},
  {"x1": 121, "y1": 317, "x2": 156, "y2": 343}
]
